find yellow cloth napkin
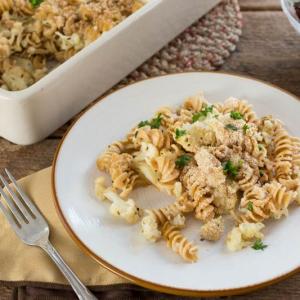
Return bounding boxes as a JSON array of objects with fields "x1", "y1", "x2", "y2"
[{"x1": 0, "y1": 167, "x2": 128, "y2": 286}]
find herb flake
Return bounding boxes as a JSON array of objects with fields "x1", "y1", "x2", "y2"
[
  {"x1": 175, "y1": 155, "x2": 191, "y2": 169},
  {"x1": 225, "y1": 124, "x2": 238, "y2": 131},
  {"x1": 230, "y1": 111, "x2": 244, "y2": 120},
  {"x1": 138, "y1": 120, "x2": 150, "y2": 128},
  {"x1": 138, "y1": 114, "x2": 162, "y2": 129},
  {"x1": 243, "y1": 124, "x2": 249, "y2": 134},
  {"x1": 29, "y1": 0, "x2": 43, "y2": 7},
  {"x1": 150, "y1": 113, "x2": 162, "y2": 129},
  {"x1": 252, "y1": 239, "x2": 268, "y2": 251},
  {"x1": 175, "y1": 129, "x2": 187, "y2": 139},
  {"x1": 223, "y1": 160, "x2": 242, "y2": 179},
  {"x1": 192, "y1": 105, "x2": 214, "y2": 123},
  {"x1": 247, "y1": 201, "x2": 254, "y2": 212}
]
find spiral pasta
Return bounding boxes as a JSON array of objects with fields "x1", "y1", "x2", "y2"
[
  {"x1": 240, "y1": 185, "x2": 267, "y2": 209},
  {"x1": 95, "y1": 92, "x2": 300, "y2": 262},
  {"x1": 243, "y1": 135, "x2": 267, "y2": 165},
  {"x1": 223, "y1": 97, "x2": 257, "y2": 123},
  {"x1": 157, "y1": 107, "x2": 177, "y2": 130},
  {"x1": 174, "y1": 192, "x2": 198, "y2": 213},
  {"x1": 0, "y1": 0, "x2": 146, "y2": 90},
  {"x1": 0, "y1": 0, "x2": 13, "y2": 14},
  {"x1": 194, "y1": 195, "x2": 215, "y2": 222},
  {"x1": 265, "y1": 181, "x2": 295, "y2": 219},
  {"x1": 182, "y1": 93, "x2": 206, "y2": 113},
  {"x1": 258, "y1": 115, "x2": 282, "y2": 147},
  {"x1": 236, "y1": 163, "x2": 259, "y2": 191},
  {"x1": 144, "y1": 203, "x2": 185, "y2": 228},
  {"x1": 97, "y1": 141, "x2": 126, "y2": 172},
  {"x1": 173, "y1": 108, "x2": 194, "y2": 129},
  {"x1": 162, "y1": 222, "x2": 198, "y2": 263},
  {"x1": 292, "y1": 137, "x2": 300, "y2": 167},
  {"x1": 109, "y1": 153, "x2": 139, "y2": 198},
  {"x1": 234, "y1": 206, "x2": 269, "y2": 224},
  {"x1": 274, "y1": 128, "x2": 293, "y2": 180},
  {"x1": 150, "y1": 154, "x2": 179, "y2": 184},
  {"x1": 0, "y1": 0, "x2": 33, "y2": 15},
  {"x1": 236, "y1": 181, "x2": 296, "y2": 223},
  {"x1": 133, "y1": 127, "x2": 172, "y2": 150}
]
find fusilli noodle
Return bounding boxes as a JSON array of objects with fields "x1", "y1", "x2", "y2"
[
  {"x1": 95, "y1": 92, "x2": 300, "y2": 262},
  {"x1": 162, "y1": 222, "x2": 198, "y2": 263},
  {"x1": 0, "y1": 0, "x2": 145, "y2": 90}
]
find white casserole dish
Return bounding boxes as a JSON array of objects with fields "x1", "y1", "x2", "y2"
[{"x1": 0, "y1": 0, "x2": 220, "y2": 145}]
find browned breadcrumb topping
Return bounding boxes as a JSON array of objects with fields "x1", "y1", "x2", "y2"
[{"x1": 0, "y1": 0, "x2": 145, "y2": 90}]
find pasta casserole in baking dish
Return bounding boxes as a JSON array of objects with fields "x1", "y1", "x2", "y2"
[{"x1": 0, "y1": 0, "x2": 146, "y2": 91}]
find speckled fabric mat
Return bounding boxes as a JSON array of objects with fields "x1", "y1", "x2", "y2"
[
  {"x1": 121, "y1": 0, "x2": 242, "y2": 85},
  {"x1": 1, "y1": 1, "x2": 242, "y2": 299}
]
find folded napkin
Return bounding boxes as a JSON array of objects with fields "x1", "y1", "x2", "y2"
[
  {"x1": 0, "y1": 168, "x2": 187, "y2": 299},
  {"x1": 0, "y1": 167, "x2": 128, "y2": 286}
]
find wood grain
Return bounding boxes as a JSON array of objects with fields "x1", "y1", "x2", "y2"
[
  {"x1": 0, "y1": 138, "x2": 59, "y2": 180},
  {"x1": 0, "y1": 286, "x2": 14, "y2": 299},
  {"x1": 222, "y1": 12, "x2": 300, "y2": 97},
  {"x1": 1, "y1": 2, "x2": 300, "y2": 299},
  {"x1": 240, "y1": 0, "x2": 281, "y2": 11}
]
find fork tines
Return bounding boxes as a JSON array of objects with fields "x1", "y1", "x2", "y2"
[{"x1": 0, "y1": 169, "x2": 37, "y2": 227}]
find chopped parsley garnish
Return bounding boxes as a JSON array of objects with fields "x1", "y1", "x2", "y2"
[
  {"x1": 138, "y1": 114, "x2": 162, "y2": 129},
  {"x1": 150, "y1": 114, "x2": 162, "y2": 129},
  {"x1": 247, "y1": 201, "x2": 254, "y2": 212},
  {"x1": 243, "y1": 124, "x2": 249, "y2": 134},
  {"x1": 225, "y1": 124, "x2": 238, "y2": 131},
  {"x1": 206, "y1": 105, "x2": 214, "y2": 113},
  {"x1": 175, "y1": 129, "x2": 186, "y2": 139},
  {"x1": 223, "y1": 160, "x2": 242, "y2": 179},
  {"x1": 258, "y1": 144, "x2": 263, "y2": 151},
  {"x1": 192, "y1": 112, "x2": 205, "y2": 123},
  {"x1": 192, "y1": 105, "x2": 214, "y2": 123},
  {"x1": 252, "y1": 239, "x2": 268, "y2": 251},
  {"x1": 230, "y1": 111, "x2": 244, "y2": 120},
  {"x1": 29, "y1": 0, "x2": 43, "y2": 7},
  {"x1": 138, "y1": 120, "x2": 150, "y2": 128},
  {"x1": 175, "y1": 155, "x2": 191, "y2": 169}
]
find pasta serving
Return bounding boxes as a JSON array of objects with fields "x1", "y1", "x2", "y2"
[
  {"x1": 94, "y1": 93, "x2": 300, "y2": 263},
  {"x1": 0, "y1": 0, "x2": 146, "y2": 91}
]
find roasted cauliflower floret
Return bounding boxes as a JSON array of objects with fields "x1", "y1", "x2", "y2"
[
  {"x1": 200, "y1": 216, "x2": 224, "y2": 241},
  {"x1": 94, "y1": 176, "x2": 107, "y2": 201},
  {"x1": 141, "y1": 214, "x2": 161, "y2": 242},
  {"x1": 104, "y1": 189, "x2": 140, "y2": 224},
  {"x1": 226, "y1": 222, "x2": 264, "y2": 251}
]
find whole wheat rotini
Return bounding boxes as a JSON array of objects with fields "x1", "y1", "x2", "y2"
[
  {"x1": 95, "y1": 92, "x2": 300, "y2": 261},
  {"x1": 0, "y1": 0, "x2": 146, "y2": 90}
]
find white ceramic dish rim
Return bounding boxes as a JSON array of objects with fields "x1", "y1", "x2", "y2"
[
  {"x1": 0, "y1": 0, "x2": 159, "y2": 101},
  {"x1": 52, "y1": 71, "x2": 300, "y2": 297},
  {"x1": 281, "y1": 0, "x2": 300, "y2": 29}
]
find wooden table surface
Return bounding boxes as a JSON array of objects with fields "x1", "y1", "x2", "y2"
[{"x1": 1, "y1": 0, "x2": 300, "y2": 298}]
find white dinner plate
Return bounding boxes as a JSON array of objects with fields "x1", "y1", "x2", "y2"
[{"x1": 52, "y1": 72, "x2": 300, "y2": 296}]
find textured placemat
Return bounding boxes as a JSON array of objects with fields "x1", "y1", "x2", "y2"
[
  {"x1": 122, "y1": 0, "x2": 242, "y2": 84},
  {"x1": 1, "y1": 1, "x2": 242, "y2": 299}
]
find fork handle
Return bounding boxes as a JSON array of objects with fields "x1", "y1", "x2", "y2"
[{"x1": 40, "y1": 240, "x2": 97, "y2": 300}]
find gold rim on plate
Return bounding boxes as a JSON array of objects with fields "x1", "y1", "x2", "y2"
[{"x1": 52, "y1": 71, "x2": 300, "y2": 297}]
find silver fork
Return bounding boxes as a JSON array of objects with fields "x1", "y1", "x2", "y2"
[{"x1": 0, "y1": 169, "x2": 97, "y2": 300}]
